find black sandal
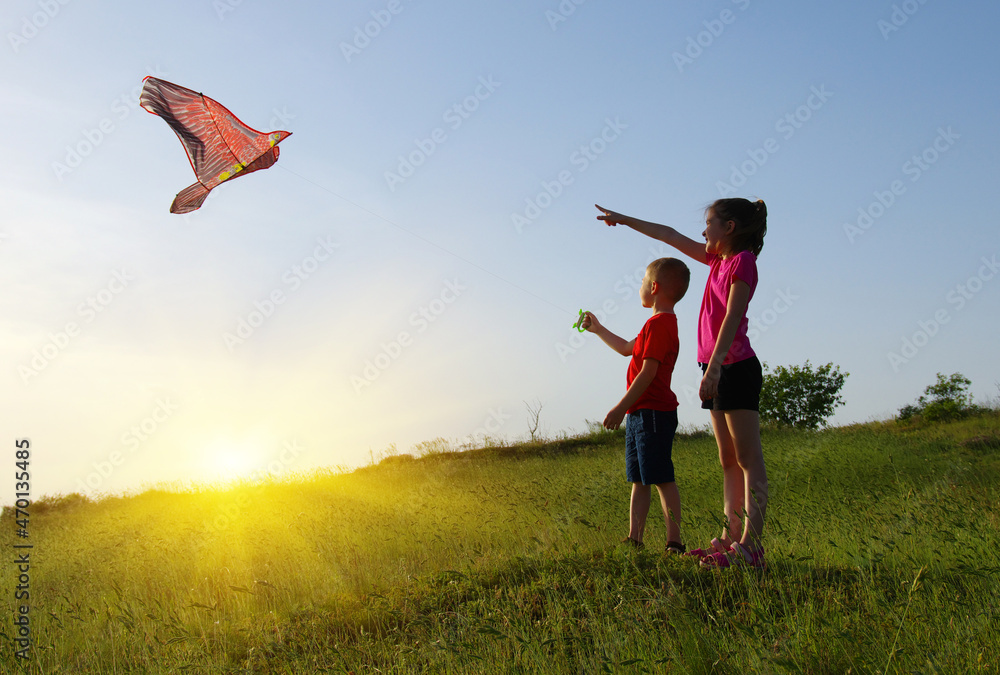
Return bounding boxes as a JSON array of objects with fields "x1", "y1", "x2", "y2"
[{"x1": 665, "y1": 541, "x2": 686, "y2": 555}]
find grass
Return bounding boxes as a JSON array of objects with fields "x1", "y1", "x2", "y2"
[{"x1": 2, "y1": 413, "x2": 998, "y2": 673}]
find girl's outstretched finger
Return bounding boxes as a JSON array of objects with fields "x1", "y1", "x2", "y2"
[{"x1": 595, "y1": 204, "x2": 616, "y2": 225}]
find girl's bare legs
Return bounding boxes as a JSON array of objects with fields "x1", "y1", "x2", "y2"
[
  {"x1": 710, "y1": 409, "x2": 768, "y2": 551},
  {"x1": 710, "y1": 411, "x2": 743, "y2": 546},
  {"x1": 726, "y1": 409, "x2": 768, "y2": 550}
]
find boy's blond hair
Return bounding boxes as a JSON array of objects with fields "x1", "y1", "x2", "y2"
[{"x1": 647, "y1": 257, "x2": 690, "y2": 303}]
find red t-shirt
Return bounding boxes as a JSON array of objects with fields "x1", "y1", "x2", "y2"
[{"x1": 626, "y1": 312, "x2": 680, "y2": 413}]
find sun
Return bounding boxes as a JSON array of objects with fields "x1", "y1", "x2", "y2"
[{"x1": 200, "y1": 437, "x2": 266, "y2": 485}]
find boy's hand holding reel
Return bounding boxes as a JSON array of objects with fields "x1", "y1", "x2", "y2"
[{"x1": 573, "y1": 309, "x2": 599, "y2": 333}]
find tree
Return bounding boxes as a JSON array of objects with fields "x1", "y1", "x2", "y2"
[
  {"x1": 898, "y1": 372, "x2": 976, "y2": 422},
  {"x1": 759, "y1": 361, "x2": 848, "y2": 430},
  {"x1": 525, "y1": 399, "x2": 543, "y2": 442}
]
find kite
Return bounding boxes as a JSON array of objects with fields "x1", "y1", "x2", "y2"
[{"x1": 139, "y1": 77, "x2": 292, "y2": 214}]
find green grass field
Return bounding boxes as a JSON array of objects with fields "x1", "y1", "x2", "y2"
[{"x1": 3, "y1": 413, "x2": 998, "y2": 674}]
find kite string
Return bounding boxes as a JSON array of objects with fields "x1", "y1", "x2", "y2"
[{"x1": 276, "y1": 163, "x2": 574, "y2": 316}]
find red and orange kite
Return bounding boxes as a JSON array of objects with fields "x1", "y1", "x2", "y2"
[{"x1": 140, "y1": 77, "x2": 291, "y2": 214}]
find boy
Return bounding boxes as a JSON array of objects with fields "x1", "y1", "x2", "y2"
[{"x1": 581, "y1": 258, "x2": 690, "y2": 553}]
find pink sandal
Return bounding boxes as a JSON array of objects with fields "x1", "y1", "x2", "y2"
[
  {"x1": 684, "y1": 537, "x2": 732, "y2": 559},
  {"x1": 700, "y1": 542, "x2": 766, "y2": 570}
]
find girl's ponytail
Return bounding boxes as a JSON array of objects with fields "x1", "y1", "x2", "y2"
[
  {"x1": 749, "y1": 199, "x2": 767, "y2": 256},
  {"x1": 709, "y1": 197, "x2": 767, "y2": 257}
]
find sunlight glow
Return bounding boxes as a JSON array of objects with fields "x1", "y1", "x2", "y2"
[{"x1": 200, "y1": 437, "x2": 267, "y2": 485}]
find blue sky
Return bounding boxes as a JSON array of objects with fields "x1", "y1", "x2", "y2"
[{"x1": 2, "y1": 0, "x2": 998, "y2": 500}]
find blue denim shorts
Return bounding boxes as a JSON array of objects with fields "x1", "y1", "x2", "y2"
[{"x1": 625, "y1": 409, "x2": 678, "y2": 485}]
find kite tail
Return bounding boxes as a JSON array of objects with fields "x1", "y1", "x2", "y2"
[{"x1": 170, "y1": 183, "x2": 211, "y2": 214}]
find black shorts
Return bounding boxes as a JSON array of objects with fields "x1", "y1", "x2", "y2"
[{"x1": 699, "y1": 356, "x2": 762, "y2": 412}]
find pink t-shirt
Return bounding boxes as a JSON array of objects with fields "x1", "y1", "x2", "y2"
[{"x1": 697, "y1": 251, "x2": 757, "y2": 364}]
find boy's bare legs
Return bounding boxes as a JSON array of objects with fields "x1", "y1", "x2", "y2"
[
  {"x1": 629, "y1": 482, "x2": 682, "y2": 545},
  {"x1": 655, "y1": 481, "x2": 681, "y2": 544},
  {"x1": 628, "y1": 483, "x2": 651, "y2": 543},
  {"x1": 711, "y1": 409, "x2": 768, "y2": 552}
]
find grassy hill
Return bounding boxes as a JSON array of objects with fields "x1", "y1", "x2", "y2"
[{"x1": 2, "y1": 414, "x2": 999, "y2": 673}]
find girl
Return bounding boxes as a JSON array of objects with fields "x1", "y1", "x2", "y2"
[{"x1": 596, "y1": 199, "x2": 769, "y2": 569}]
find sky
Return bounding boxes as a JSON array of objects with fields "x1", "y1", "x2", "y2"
[{"x1": 2, "y1": 0, "x2": 998, "y2": 501}]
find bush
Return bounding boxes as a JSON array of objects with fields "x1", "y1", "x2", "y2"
[
  {"x1": 898, "y1": 372, "x2": 982, "y2": 423},
  {"x1": 759, "y1": 361, "x2": 848, "y2": 430},
  {"x1": 412, "y1": 437, "x2": 456, "y2": 457}
]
